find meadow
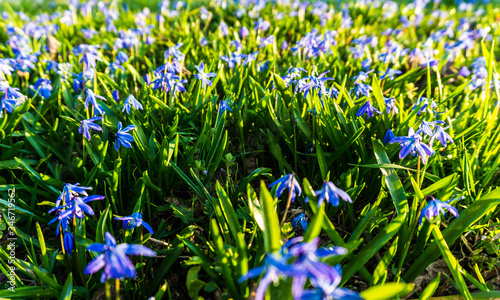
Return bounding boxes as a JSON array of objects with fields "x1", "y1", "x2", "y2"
[{"x1": 0, "y1": 0, "x2": 500, "y2": 299}]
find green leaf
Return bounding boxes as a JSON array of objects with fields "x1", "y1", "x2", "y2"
[
  {"x1": 360, "y1": 283, "x2": 413, "y2": 300},
  {"x1": 58, "y1": 273, "x2": 73, "y2": 300},
  {"x1": 259, "y1": 181, "x2": 281, "y2": 253}
]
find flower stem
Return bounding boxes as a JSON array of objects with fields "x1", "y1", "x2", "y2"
[
  {"x1": 115, "y1": 279, "x2": 120, "y2": 300},
  {"x1": 105, "y1": 280, "x2": 111, "y2": 300},
  {"x1": 416, "y1": 158, "x2": 421, "y2": 187},
  {"x1": 280, "y1": 183, "x2": 294, "y2": 227}
]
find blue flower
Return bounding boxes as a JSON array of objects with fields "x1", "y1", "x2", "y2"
[
  {"x1": 292, "y1": 213, "x2": 308, "y2": 231},
  {"x1": 0, "y1": 58, "x2": 14, "y2": 77},
  {"x1": 219, "y1": 100, "x2": 232, "y2": 115},
  {"x1": 79, "y1": 117, "x2": 103, "y2": 141},
  {"x1": 243, "y1": 51, "x2": 259, "y2": 66},
  {"x1": 31, "y1": 78, "x2": 52, "y2": 99},
  {"x1": 115, "y1": 122, "x2": 136, "y2": 151},
  {"x1": 390, "y1": 128, "x2": 435, "y2": 164},
  {"x1": 238, "y1": 253, "x2": 293, "y2": 300},
  {"x1": 51, "y1": 195, "x2": 104, "y2": 220},
  {"x1": 84, "y1": 232, "x2": 156, "y2": 283},
  {"x1": 63, "y1": 231, "x2": 74, "y2": 254},
  {"x1": 384, "y1": 97, "x2": 398, "y2": 115},
  {"x1": 164, "y1": 43, "x2": 185, "y2": 62},
  {"x1": 285, "y1": 237, "x2": 348, "y2": 299},
  {"x1": 115, "y1": 212, "x2": 154, "y2": 234},
  {"x1": 85, "y1": 90, "x2": 107, "y2": 116},
  {"x1": 356, "y1": 100, "x2": 382, "y2": 119},
  {"x1": 194, "y1": 62, "x2": 217, "y2": 87},
  {"x1": 305, "y1": 181, "x2": 352, "y2": 207},
  {"x1": 116, "y1": 51, "x2": 129, "y2": 64},
  {"x1": 351, "y1": 83, "x2": 372, "y2": 99},
  {"x1": 419, "y1": 198, "x2": 459, "y2": 225},
  {"x1": 269, "y1": 173, "x2": 302, "y2": 203},
  {"x1": 413, "y1": 97, "x2": 437, "y2": 115},
  {"x1": 351, "y1": 71, "x2": 372, "y2": 84},
  {"x1": 419, "y1": 120, "x2": 445, "y2": 137},
  {"x1": 383, "y1": 128, "x2": 396, "y2": 145},
  {"x1": 54, "y1": 183, "x2": 93, "y2": 207},
  {"x1": 122, "y1": 94, "x2": 143, "y2": 114},
  {"x1": 430, "y1": 125, "x2": 453, "y2": 148}
]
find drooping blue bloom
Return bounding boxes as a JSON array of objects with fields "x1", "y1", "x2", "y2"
[
  {"x1": 380, "y1": 68, "x2": 402, "y2": 80},
  {"x1": 115, "y1": 122, "x2": 136, "y2": 151},
  {"x1": 390, "y1": 128, "x2": 435, "y2": 164},
  {"x1": 356, "y1": 100, "x2": 382, "y2": 119},
  {"x1": 305, "y1": 181, "x2": 352, "y2": 207},
  {"x1": 164, "y1": 43, "x2": 185, "y2": 61},
  {"x1": 351, "y1": 83, "x2": 372, "y2": 99},
  {"x1": 81, "y1": 28, "x2": 98, "y2": 39},
  {"x1": 122, "y1": 94, "x2": 144, "y2": 114},
  {"x1": 419, "y1": 120, "x2": 445, "y2": 137},
  {"x1": 383, "y1": 128, "x2": 396, "y2": 145},
  {"x1": 84, "y1": 232, "x2": 156, "y2": 283},
  {"x1": 269, "y1": 173, "x2": 302, "y2": 203},
  {"x1": 219, "y1": 21, "x2": 229, "y2": 37},
  {"x1": 115, "y1": 212, "x2": 154, "y2": 234},
  {"x1": 219, "y1": 100, "x2": 232, "y2": 115},
  {"x1": 0, "y1": 58, "x2": 14, "y2": 77},
  {"x1": 384, "y1": 97, "x2": 398, "y2": 115},
  {"x1": 351, "y1": 71, "x2": 372, "y2": 84},
  {"x1": 458, "y1": 66, "x2": 470, "y2": 77},
  {"x1": 63, "y1": 230, "x2": 74, "y2": 254},
  {"x1": 51, "y1": 195, "x2": 104, "y2": 220},
  {"x1": 32, "y1": 78, "x2": 52, "y2": 99},
  {"x1": 238, "y1": 252, "x2": 294, "y2": 300},
  {"x1": 79, "y1": 117, "x2": 103, "y2": 140},
  {"x1": 112, "y1": 90, "x2": 119, "y2": 102},
  {"x1": 430, "y1": 125, "x2": 453, "y2": 148},
  {"x1": 260, "y1": 35, "x2": 275, "y2": 48},
  {"x1": 239, "y1": 26, "x2": 249, "y2": 39},
  {"x1": 298, "y1": 71, "x2": 333, "y2": 99},
  {"x1": 194, "y1": 62, "x2": 217, "y2": 87},
  {"x1": 255, "y1": 18, "x2": 271, "y2": 31},
  {"x1": 54, "y1": 183, "x2": 93, "y2": 207},
  {"x1": 85, "y1": 90, "x2": 107, "y2": 116},
  {"x1": 292, "y1": 213, "x2": 308, "y2": 231},
  {"x1": 243, "y1": 51, "x2": 259, "y2": 66},
  {"x1": 116, "y1": 51, "x2": 129, "y2": 64},
  {"x1": 285, "y1": 237, "x2": 348, "y2": 299},
  {"x1": 73, "y1": 44, "x2": 102, "y2": 68},
  {"x1": 418, "y1": 198, "x2": 459, "y2": 225},
  {"x1": 413, "y1": 97, "x2": 437, "y2": 115}
]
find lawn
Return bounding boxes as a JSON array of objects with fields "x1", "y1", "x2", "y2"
[{"x1": 0, "y1": 0, "x2": 500, "y2": 299}]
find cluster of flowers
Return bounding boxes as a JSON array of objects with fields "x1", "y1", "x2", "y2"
[
  {"x1": 240, "y1": 237, "x2": 362, "y2": 300},
  {"x1": 47, "y1": 183, "x2": 155, "y2": 282}
]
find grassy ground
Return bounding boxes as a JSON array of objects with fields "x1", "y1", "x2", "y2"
[{"x1": 0, "y1": 0, "x2": 500, "y2": 299}]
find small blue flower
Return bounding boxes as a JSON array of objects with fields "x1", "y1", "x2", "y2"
[
  {"x1": 85, "y1": 90, "x2": 107, "y2": 116},
  {"x1": 419, "y1": 197, "x2": 459, "y2": 225},
  {"x1": 63, "y1": 231, "x2": 74, "y2": 253},
  {"x1": 430, "y1": 125, "x2": 453, "y2": 148},
  {"x1": 84, "y1": 232, "x2": 156, "y2": 283},
  {"x1": 292, "y1": 213, "x2": 308, "y2": 231},
  {"x1": 32, "y1": 78, "x2": 52, "y2": 99},
  {"x1": 79, "y1": 117, "x2": 103, "y2": 141},
  {"x1": 390, "y1": 128, "x2": 435, "y2": 164},
  {"x1": 115, "y1": 122, "x2": 136, "y2": 151},
  {"x1": 384, "y1": 97, "x2": 398, "y2": 114},
  {"x1": 116, "y1": 51, "x2": 129, "y2": 64},
  {"x1": 51, "y1": 195, "x2": 104, "y2": 220},
  {"x1": 194, "y1": 62, "x2": 217, "y2": 87},
  {"x1": 54, "y1": 183, "x2": 93, "y2": 207},
  {"x1": 0, "y1": 58, "x2": 14, "y2": 77},
  {"x1": 356, "y1": 100, "x2": 382, "y2": 119},
  {"x1": 413, "y1": 97, "x2": 437, "y2": 115},
  {"x1": 351, "y1": 83, "x2": 372, "y2": 99},
  {"x1": 383, "y1": 128, "x2": 396, "y2": 145},
  {"x1": 269, "y1": 173, "x2": 302, "y2": 203},
  {"x1": 115, "y1": 212, "x2": 154, "y2": 235},
  {"x1": 419, "y1": 120, "x2": 445, "y2": 137},
  {"x1": 219, "y1": 100, "x2": 233, "y2": 115},
  {"x1": 305, "y1": 181, "x2": 352, "y2": 207},
  {"x1": 238, "y1": 253, "x2": 294, "y2": 300},
  {"x1": 122, "y1": 94, "x2": 144, "y2": 114}
]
